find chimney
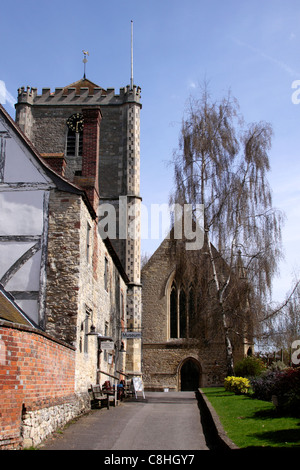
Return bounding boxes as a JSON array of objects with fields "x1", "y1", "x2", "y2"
[
  {"x1": 40, "y1": 153, "x2": 66, "y2": 177},
  {"x1": 74, "y1": 106, "x2": 102, "y2": 212}
]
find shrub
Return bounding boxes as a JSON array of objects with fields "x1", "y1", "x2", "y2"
[
  {"x1": 273, "y1": 367, "x2": 300, "y2": 416},
  {"x1": 224, "y1": 376, "x2": 250, "y2": 395},
  {"x1": 234, "y1": 356, "x2": 266, "y2": 378},
  {"x1": 267, "y1": 360, "x2": 287, "y2": 372},
  {"x1": 250, "y1": 370, "x2": 281, "y2": 401},
  {"x1": 251, "y1": 367, "x2": 300, "y2": 416}
]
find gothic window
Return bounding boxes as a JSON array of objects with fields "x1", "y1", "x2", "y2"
[
  {"x1": 179, "y1": 289, "x2": 187, "y2": 338},
  {"x1": 170, "y1": 282, "x2": 178, "y2": 338},
  {"x1": 189, "y1": 286, "x2": 196, "y2": 338},
  {"x1": 169, "y1": 281, "x2": 197, "y2": 339}
]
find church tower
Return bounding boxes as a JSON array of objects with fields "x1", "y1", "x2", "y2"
[{"x1": 15, "y1": 77, "x2": 142, "y2": 376}]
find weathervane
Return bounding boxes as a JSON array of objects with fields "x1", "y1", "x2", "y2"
[{"x1": 82, "y1": 50, "x2": 89, "y2": 79}]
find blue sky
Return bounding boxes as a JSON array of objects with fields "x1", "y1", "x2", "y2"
[{"x1": 2, "y1": 0, "x2": 300, "y2": 305}]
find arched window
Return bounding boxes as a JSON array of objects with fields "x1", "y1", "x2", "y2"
[
  {"x1": 168, "y1": 279, "x2": 198, "y2": 340},
  {"x1": 170, "y1": 282, "x2": 178, "y2": 338},
  {"x1": 179, "y1": 289, "x2": 187, "y2": 338},
  {"x1": 189, "y1": 285, "x2": 196, "y2": 338}
]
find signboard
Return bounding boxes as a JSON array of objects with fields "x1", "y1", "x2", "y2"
[
  {"x1": 100, "y1": 341, "x2": 114, "y2": 350},
  {"x1": 122, "y1": 331, "x2": 141, "y2": 339},
  {"x1": 132, "y1": 376, "x2": 145, "y2": 399}
]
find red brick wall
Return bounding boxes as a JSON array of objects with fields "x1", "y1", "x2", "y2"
[
  {"x1": 79, "y1": 107, "x2": 101, "y2": 211},
  {"x1": 0, "y1": 321, "x2": 75, "y2": 449}
]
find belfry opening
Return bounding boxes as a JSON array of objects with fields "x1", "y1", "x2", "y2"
[{"x1": 180, "y1": 359, "x2": 201, "y2": 391}]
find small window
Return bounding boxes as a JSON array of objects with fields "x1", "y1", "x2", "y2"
[
  {"x1": 86, "y1": 222, "x2": 91, "y2": 263},
  {"x1": 0, "y1": 135, "x2": 6, "y2": 182},
  {"x1": 104, "y1": 257, "x2": 109, "y2": 291},
  {"x1": 66, "y1": 129, "x2": 83, "y2": 157},
  {"x1": 83, "y1": 311, "x2": 90, "y2": 354},
  {"x1": 121, "y1": 291, "x2": 125, "y2": 321}
]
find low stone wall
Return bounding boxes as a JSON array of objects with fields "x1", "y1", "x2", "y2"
[
  {"x1": 21, "y1": 393, "x2": 90, "y2": 448},
  {"x1": 197, "y1": 388, "x2": 239, "y2": 450}
]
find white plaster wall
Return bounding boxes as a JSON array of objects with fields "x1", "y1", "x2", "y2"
[
  {"x1": 0, "y1": 191, "x2": 44, "y2": 235},
  {"x1": 0, "y1": 121, "x2": 49, "y2": 184},
  {"x1": 0, "y1": 114, "x2": 53, "y2": 324}
]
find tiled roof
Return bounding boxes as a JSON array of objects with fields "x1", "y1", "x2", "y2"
[
  {"x1": 62, "y1": 78, "x2": 106, "y2": 95},
  {"x1": 0, "y1": 284, "x2": 38, "y2": 328}
]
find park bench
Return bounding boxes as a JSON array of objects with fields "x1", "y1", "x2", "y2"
[{"x1": 89, "y1": 384, "x2": 111, "y2": 409}]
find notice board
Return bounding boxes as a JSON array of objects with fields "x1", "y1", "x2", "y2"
[{"x1": 132, "y1": 376, "x2": 145, "y2": 399}]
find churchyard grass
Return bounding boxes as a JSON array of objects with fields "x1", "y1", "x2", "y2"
[{"x1": 202, "y1": 387, "x2": 300, "y2": 448}]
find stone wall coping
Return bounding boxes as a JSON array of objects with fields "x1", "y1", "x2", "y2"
[
  {"x1": 0, "y1": 320, "x2": 75, "y2": 351},
  {"x1": 198, "y1": 388, "x2": 239, "y2": 450}
]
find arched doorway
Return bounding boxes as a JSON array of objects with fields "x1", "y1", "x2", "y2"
[{"x1": 180, "y1": 358, "x2": 201, "y2": 391}]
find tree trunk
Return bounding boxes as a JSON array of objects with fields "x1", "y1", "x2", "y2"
[{"x1": 222, "y1": 307, "x2": 235, "y2": 376}]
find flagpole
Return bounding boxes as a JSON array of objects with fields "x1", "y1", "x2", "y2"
[{"x1": 130, "y1": 20, "x2": 134, "y2": 90}]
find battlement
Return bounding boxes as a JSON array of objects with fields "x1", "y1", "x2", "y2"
[{"x1": 17, "y1": 81, "x2": 141, "y2": 107}]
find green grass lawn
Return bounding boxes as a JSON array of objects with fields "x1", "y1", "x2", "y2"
[{"x1": 202, "y1": 387, "x2": 300, "y2": 448}]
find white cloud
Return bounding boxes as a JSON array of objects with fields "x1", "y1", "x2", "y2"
[
  {"x1": 0, "y1": 80, "x2": 15, "y2": 108},
  {"x1": 188, "y1": 80, "x2": 197, "y2": 89},
  {"x1": 233, "y1": 38, "x2": 300, "y2": 77}
]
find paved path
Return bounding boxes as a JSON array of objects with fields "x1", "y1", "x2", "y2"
[{"x1": 40, "y1": 392, "x2": 210, "y2": 451}]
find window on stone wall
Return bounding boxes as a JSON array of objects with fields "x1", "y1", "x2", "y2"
[
  {"x1": 180, "y1": 289, "x2": 187, "y2": 338},
  {"x1": 86, "y1": 222, "x2": 91, "y2": 263},
  {"x1": 188, "y1": 285, "x2": 196, "y2": 338},
  {"x1": 104, "y1": 322, "x2": 109, "y2": 361},
  {"x1": 104, "y1": 257, "x2": 109, "y2": 291},
  {"x1": 170, "y1": 282, "x2": 178, "y2": 338},
  {"x1": 83, "y1": 311, "x2": 90, "y2": 354},
  {"x1": 121, "y1": 291, "x2": 125, "y2": 321},
  {"x1": 66, "y1": 129, "x2": 83, "y2": 157},
  {"x1": 169, "y1": 282, "x2": 196, "y2": 339}
]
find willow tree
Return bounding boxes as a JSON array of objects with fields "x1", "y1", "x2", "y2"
[{"x1": 170, "y1": 88, "x2": 283, "y2": 376}]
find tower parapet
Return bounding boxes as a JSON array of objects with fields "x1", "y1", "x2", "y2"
[{"x1": 16, "y1": 81, "x2": 141, "y2": 108}]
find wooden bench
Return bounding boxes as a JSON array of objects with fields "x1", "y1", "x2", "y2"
[
  {"x1": 89, "y1": 384, "x2": 110, "y2": 409},
  {"x1": 102, "y1": 381, "x2": 118, "y2": 407}
]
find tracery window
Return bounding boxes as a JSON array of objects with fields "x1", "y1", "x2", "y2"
[
  {"x1": 179, "y1": 289, "x2": 187, "y2": 338},
  {"x1": 169, "y1": 281, "x2": 197, "y2": 339},
  {"x1": 170, "y1": 282, "x2": 178, "y2": 338},
  {"x1": 189, "y1": 285, "x2": 196, "y2": 338}
]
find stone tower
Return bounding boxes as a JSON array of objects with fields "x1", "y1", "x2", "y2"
[{"x1": 15, "y1": 78, "x2": 142, "y2": 375}]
